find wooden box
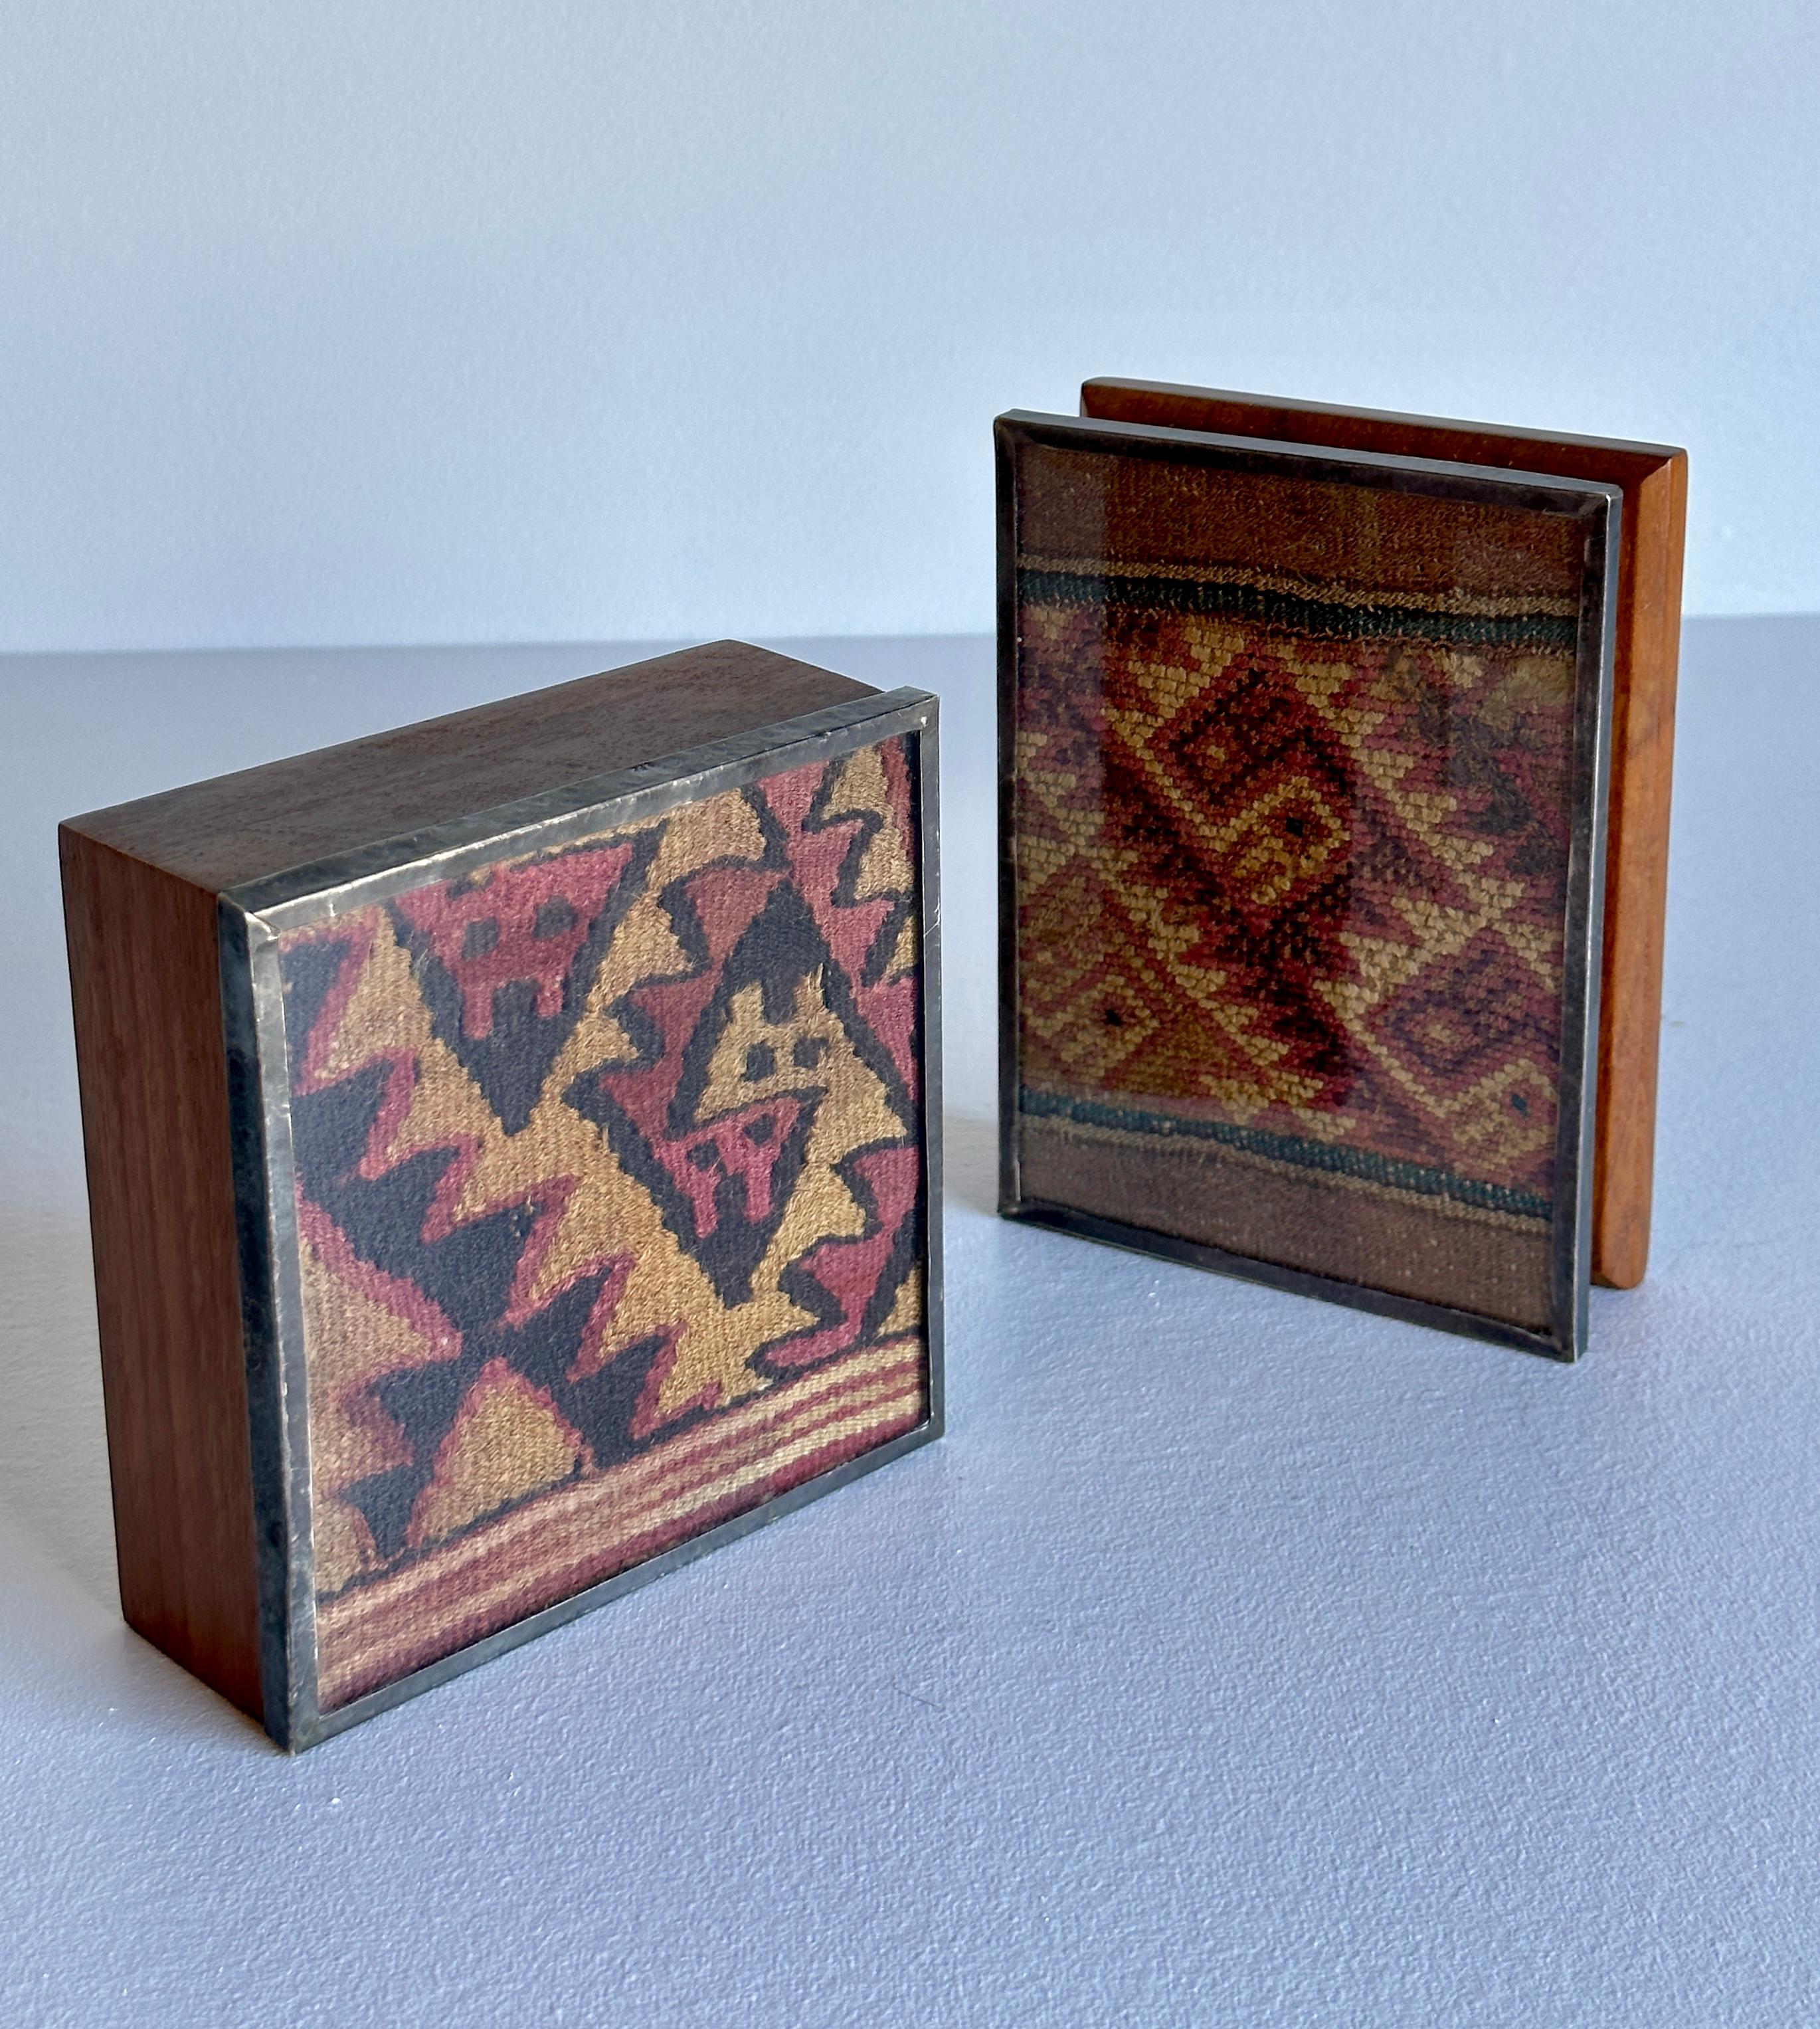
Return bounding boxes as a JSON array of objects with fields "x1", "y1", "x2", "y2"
[
  {"x1": 999, "y1": 381, "x2": 1686, "y2": 1359},
  {"x1": 61, "y1": 642, "x2": 943, "y2": 1749}
]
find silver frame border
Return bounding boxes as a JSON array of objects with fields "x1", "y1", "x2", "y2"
[
  {"x1": 995, "y1": 409, "x2": 1618, "y2": 1364},
  {"x1": 220, "y1": 686, "x2": 945, "y2": 1751}
]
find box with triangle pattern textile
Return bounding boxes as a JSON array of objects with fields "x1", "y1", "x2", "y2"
[{"x1": 61, "y1": 642, "x2": 943, "y2": 1749}]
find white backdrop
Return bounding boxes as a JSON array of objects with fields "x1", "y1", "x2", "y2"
[{"x1": 2, "y1": 0, "x2": 1813, "y2": 652}]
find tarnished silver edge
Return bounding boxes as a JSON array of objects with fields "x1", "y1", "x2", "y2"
[
  {"x1": 1550, "y1": 492, "x2": 1621, "y2": 1359},
  {"x1": 913, "y1": 709, "x2": 946, "y2": 1439}
]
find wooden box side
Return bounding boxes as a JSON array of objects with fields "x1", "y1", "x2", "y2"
[
  {"x1": 1080, "y1": 379, "x2": 1687, "y2": 1288},
  {"x1": 59, "y1": 828, "x2": 264, "y2": 1720},
  {"x1": 63, "y1": 640, "x2": 877, "y2": 899},
  {"x1": 1594, "y1": 449, "x2": 1687, "y2": 1287}
]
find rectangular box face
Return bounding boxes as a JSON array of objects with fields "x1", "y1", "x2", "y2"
[
  {"x1": 244, "y1": 718, "x2": 935, "y2": 1729},
  {"x1": 1000, "y1": 415, "x2": 1614, "y2": 1356}
]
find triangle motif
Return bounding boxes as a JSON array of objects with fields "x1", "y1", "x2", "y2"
[
  {"x1": 407, "y1": 1358, "x2": 587, "y2": 1549},
  {"x1": 393, "y1": 832, "x2": 654, "y2": 1135},
  {"x1": 567, "y1": 882, "x2": 862, "y2": 1307}
]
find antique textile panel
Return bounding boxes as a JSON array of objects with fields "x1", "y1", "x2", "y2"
[
  {"x1": 1002, "y1": 420, "x2": 1613, "y2": 1352},
  {"x1": 278, "y1": 740, "x2": 928, "y2": 1707}
]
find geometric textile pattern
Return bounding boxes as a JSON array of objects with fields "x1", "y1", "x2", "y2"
[
  {"x1": 278, "y1": 740, "x2": 927, "y2": 1707},
  {"x1": 1013, "y1": 525, "x2": 1586, "y2": 1332}
]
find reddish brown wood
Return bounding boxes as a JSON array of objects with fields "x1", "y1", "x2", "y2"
[
  {"x1": 1081, "y1": 380, "x2": 1687, "y2": 1289},
  {"x1": 58, "y1": 642, "x2": 882, "y2": 1729},
  {"x1": 60, "y1": 833, "x2": 264, "y2": 1720}
]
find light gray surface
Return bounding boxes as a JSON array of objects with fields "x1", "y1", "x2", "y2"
[
  {"x1": 2, "y1": 2, "x2": 1817, "y2": 651},
  {"x1": 3, "y1": 622, "x2": 1815, "y2": 2024}
]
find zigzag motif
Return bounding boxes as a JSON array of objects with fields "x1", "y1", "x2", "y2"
[
  {"x1": 276, "y1": 743, "x2": 929, "y2": 1701},
  {"x1": 282, "y1": 891, "x2": 654, "y2": 1364}
]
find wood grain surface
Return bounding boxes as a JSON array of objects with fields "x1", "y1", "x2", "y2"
[
  {"x1": 1081, "y1": 380, "x2": 1686, "y2": 1288},
  {"x1": 67, "y1": 640, "x2": 874, "y2": 896},
  {"x1": 59, "y1": 832, "x2": 264, "y2": 1720}
]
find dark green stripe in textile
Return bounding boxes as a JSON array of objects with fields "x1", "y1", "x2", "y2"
[
  {"x1": 1019, "y1": 1085, "x2": 1552, "y2": 1221},
  {"x1": 1018, "y1": 567, "x2": 1578, "y2": 652}
]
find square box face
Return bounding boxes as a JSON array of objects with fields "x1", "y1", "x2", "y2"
[
  {"x1": 998, "y1": 415, "x2": 1616, "y2": 1357},
  {"x1": 238, "y1": 719, "x2": 937, "y2": 1732}
]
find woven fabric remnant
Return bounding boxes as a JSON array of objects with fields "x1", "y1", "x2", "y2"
[
  {"x1": 1010, "y1": 439, "x2": 1591, "y2": 1331},
  {"x1": 278, "y1": 740, "x2": 926, "y2": 1708}
]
